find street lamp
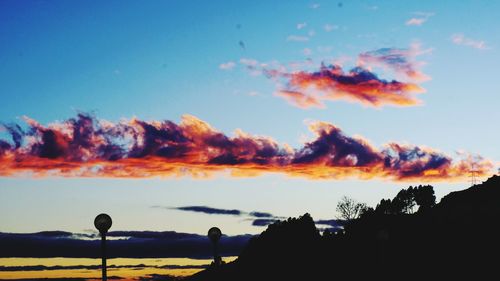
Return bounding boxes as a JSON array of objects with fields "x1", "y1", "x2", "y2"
[
  {"x1": 208, "y1": 227, "x2": 222, "y2": 266},
  {"x1": 94, "y1": 214, "x2": 112, "y2": 281}
]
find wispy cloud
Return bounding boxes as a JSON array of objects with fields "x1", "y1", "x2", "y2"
[
  {"x1": 406, "y1": 12, "x2": 434, "y2": 26},
  {"x1": 0, "y1": 113, "x2": 493, "y2": 181},
  {"x1": 297, "y1": 22, "x2": 307, "y2": 30},
  {"x1": 239, "y1": 58, "x2": 259, "y2": 67},
  {"x1": 249, "y1": 211, "x2": 274, "y2": 218},
  {"x1": 166, "y1": 205, "x2": 343, "y2": 229},
  {"x1": 239, "y1": 58, "x2": 265, "y2": 76},
  {"x1": 324, "y1": 24, "x2": 339, "y2": 32},
  {"x1": 275, "y1": 90, "x2": 324, "y2": 109},
  {"x1": 169, "y1": 206, "x2": 243, "y2": 216},
  {"x1": 287, "y1": 35, "x2": 310, "y2": 42},
  {"x1": 160, "y1": 205, "x2": 283, "y2": 226},
  {"x1": 251, "y1": 218, "x2": 280, "y2": 226},
  {"x1": 219, "y1": 61, "x2": 236, "y2": 70},
  {"x1": 358, "y1": 44, "x2": 432, "y2": 82},
  {"x1": 451, "y1": 33, "x2": 490, "y2": 50},
  {"x1": 406, "y1": 18, "x2": 426, "y2": 26},
  {"x1": 168, "y1": 206, "x2": 276, "y2": 219}
]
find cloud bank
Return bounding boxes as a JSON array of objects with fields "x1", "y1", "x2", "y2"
[
  {"x1": 0, "y1": 230, "x2": 250, "y2": 259},
  {"x1": 0, "y1": 113, "x2": 493, "y2": 181}
]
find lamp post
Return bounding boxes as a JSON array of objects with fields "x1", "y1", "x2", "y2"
[
  {"x1": 208, "y1": 227, "x2": 222, "y2": 266},
  {"x1": 94, "y1": 214, "x2": 112, "y2": 281}
]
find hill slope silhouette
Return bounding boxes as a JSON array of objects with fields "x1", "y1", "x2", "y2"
[{"x1": 188, "y1": 176, "x2": 500, "y2": 280}]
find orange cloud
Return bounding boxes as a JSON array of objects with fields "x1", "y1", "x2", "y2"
[
  {"x1": 274, "y1": 64, "x2": 425, "y2": 108},
  {"x1": 274, "y1": 90, "x2": 325, "y2": 109},
  {"x1": 246, "y1": 46, "x2": 430, "y2": 109},
  {"x1": 0, "y1": 114, "x2": 494, "y2": 182}
]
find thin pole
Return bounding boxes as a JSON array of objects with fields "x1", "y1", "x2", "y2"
[
  {"x1": 213, "y1": 242, "x2": 219, "y2": 266},
  {"x1": 101, "y1": 234, "x2": 107, "y2": 281}
]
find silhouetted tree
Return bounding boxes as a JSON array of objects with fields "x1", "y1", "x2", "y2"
[
  {"x1": 336, "y1": 196, "x2": 368, "y2": 221},
  {"x1": 392, "y1": 187, "x2": 416, "y2": 214},
  {"x1": 374, "y1": 185, "x2": 436, "y2": 215},
  {"x1": 375, "y1": 199, "x2": 393, "y2": 214},
  {"x1": 414, "y1": 185, "x2": 436, "y2": 212},
  {"x1": 359, "y1": 206, "x2": 374, "y2": 218}
]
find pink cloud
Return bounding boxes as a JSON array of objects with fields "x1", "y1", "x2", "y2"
[
  {"x1": 357, "y1": 44, "x2": 432, "y2": 82},
  {"x1": 406, "y1": 18, "x2": 426, "y2": 26}
]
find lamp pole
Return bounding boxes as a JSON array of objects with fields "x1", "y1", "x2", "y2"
[
  {"x1": 101, "y1": 234, "x2": 107, "y2": 280},
  {"x1": 208, "y1": 227, "x2": 222, "y2": 266},
  {"x1": 94, "y1": 214, "x2": 112, "y2": 281}
]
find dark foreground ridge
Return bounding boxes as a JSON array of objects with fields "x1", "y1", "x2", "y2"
[{"x1": 188, "y1": 175, "x2": 500, "y2": 280}]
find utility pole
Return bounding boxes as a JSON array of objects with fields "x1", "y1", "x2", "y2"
[{"x1": 469, "y1": 163, "x2": 478, "y2": 186}]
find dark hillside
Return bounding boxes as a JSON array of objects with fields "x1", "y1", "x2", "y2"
[{"x1": 189, "y1": 176, "x2": 500, "y2": 280}]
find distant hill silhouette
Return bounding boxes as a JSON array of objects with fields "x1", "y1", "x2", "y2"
[{"x1": 188, "y1": 176, "x2": 500, "y2": 280}]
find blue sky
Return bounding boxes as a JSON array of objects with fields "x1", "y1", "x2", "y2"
[{"x1": 0, "y1": 0, "x2": 499, "y2": 235}]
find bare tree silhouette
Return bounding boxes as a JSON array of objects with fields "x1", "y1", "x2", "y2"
[{"x1": 336, "y1": 196, "x2": 368, "y2": 221}]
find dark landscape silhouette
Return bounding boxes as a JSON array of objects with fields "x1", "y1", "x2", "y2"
[
  {"x1": 2, "y1": 176, "x2": 499, "y2": 281},
  {"x1": 187, "y1": 175, "x2": 500, "y2": 280}
]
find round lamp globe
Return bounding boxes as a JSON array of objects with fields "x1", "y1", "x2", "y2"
[
  {"x1": 208, "y1": 227, "x2": 222, "y2": 243},
  {"x1": 94, "y1": 213, "x2": 112, "y2": 234}
]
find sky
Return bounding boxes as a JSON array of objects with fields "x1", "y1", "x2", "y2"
[{"x1": 1, "y1": 0, "x2": 500, "y2": 241}]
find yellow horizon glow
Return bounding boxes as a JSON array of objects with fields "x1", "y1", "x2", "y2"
[{"x1": 0, "y1": 257, "x2": 237, "y2": 279}]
